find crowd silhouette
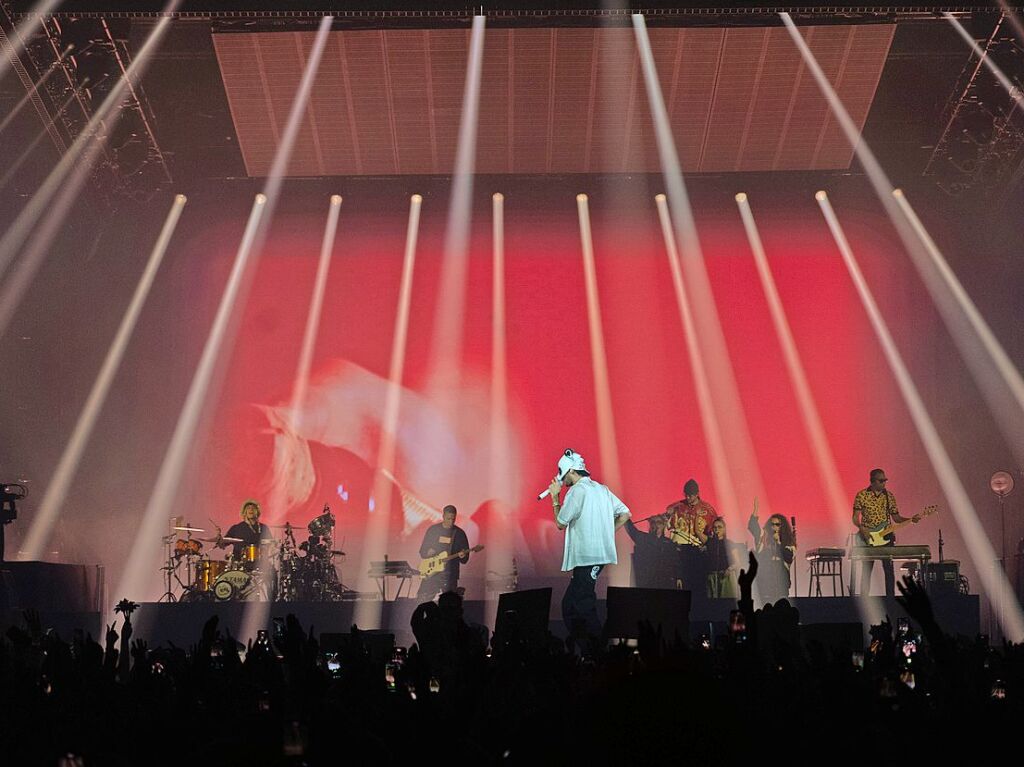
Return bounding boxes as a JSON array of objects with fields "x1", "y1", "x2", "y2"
[{"x1": 2, "y1": 554, "x2": 1020, "y2": 765}]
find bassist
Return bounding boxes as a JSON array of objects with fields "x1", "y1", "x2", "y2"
[
  {"x1": 418, "y1": 504, "x2": 471, "y2": 598},
  {"x1": 852, "y1": 469, "x2": 920, "y2": 596}
]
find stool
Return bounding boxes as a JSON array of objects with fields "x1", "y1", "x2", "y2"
[{"x1": 806, "y1": 548, "x2": 846, "y2": 597}]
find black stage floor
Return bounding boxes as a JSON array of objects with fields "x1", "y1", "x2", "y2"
[{"x1": 118, "y1": 591, "x2": 979, "y2": 650}]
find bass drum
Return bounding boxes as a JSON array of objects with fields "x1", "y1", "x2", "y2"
[{"x1": 213, "y1": 569, "x2": 252, "y2": 601}]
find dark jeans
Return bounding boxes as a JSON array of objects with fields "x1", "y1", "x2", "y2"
[
  {"x1": 857, "y1": 550, "x2": 895, "y2": 597},
  {"x1": 561, "y1": 564, "x2": 604, "y2": 644},
  {"x1": 417, "y1": 571, "x2": 457, "y2": 599}
]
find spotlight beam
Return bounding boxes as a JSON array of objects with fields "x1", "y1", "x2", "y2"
[
  {"x1": 945, "y1": 12, "x2": 1023, "y2": 108},
  {"x1": 737, "y1": 193, "x2": 878, "y2": 624},
  {"x1": 0, "y1": 54, "x2": 64, "y2": 137},
  {"x1": 818, "y1": 192, "x2": 1024, "y2": 642},
  {"x1": 736, "y1": 194, "x2": 850, "y2": 532},
  {"x1": 782, "y1": 11, "x2": 1024, "y2": 466},
  {"x1": 893, "y1": 189, "x2": 1024, "y2": 423},
  {"x1": 113, "y1": 16, "x2": 334, "y2": 614},
  {"x1": 635, "y1": 14, "x2": 766, "y2": 524},
  {"x1": 256, "y1": 15, "x2": 333, "y2": 223},
  {"x1": 114, "y1": 194, "x2": 267, "y2": 605},
  {"x1": 575, "y1": 194, "x2": 622, "y2": 490},
  {"x1": 489, "y1": 192, "x2": 508, "y2": 503},
  {"x1": 0, "y1": 88, "x2": 79, "y2": 192},
  {"x1": 485, "y1": 191, "x2": 512, "y2": 623},
  {"x1": 654, "y1": 194, "x2": 736, "y2": 529},
  {"x1": 267, "y1": 194, "x2": 343, "y2": 523},
  {"x1": 489, "y1": 190, "x2": 514, "y2": 515},
  {"x1": 241, "y1": 194, "x2": 341, "y2": 644},
  {"x1": 429, "y1": 15, "x2": 485, "y2": 387},
  {"x1": 0, "y1": 7, "x2": 177, "y2": 294},
  {"x1": 0, "y1": 0, "x2": 63, "y2": 85},
  {"x1": 354, "y1": 194, "x2": 423, "y2": 630},
  {"x1": 995, "y1": 0, "x2": 1024, "y2": 46},
  {"x1": 19, "y1": 194, "x2": 188, "y2": 561},
  {"x1": 576, "y1": 193, "x2": 627, "y2": 585}
]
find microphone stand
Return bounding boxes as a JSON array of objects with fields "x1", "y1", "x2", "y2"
[
  {"x1": 791, "y1": 516, "x2": 798, "y2": 598},
  {"x1": 158, "y1": 531, "x2": 177, "y2": 603}
]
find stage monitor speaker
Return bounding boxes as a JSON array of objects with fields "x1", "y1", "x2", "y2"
[
  {"x1": 494, "y1": 587, "x2": 551, "y2": 645},
  {"x1": 926, "y1": 562, "x2": 961, "y2": 596},
  {"x1": 605, "y1": 586, "x2": 691, "y2": 641}
]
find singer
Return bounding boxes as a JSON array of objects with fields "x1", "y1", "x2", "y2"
[
  {"x1": 546, "y1": 449, "x2": 630, "y2": 651},
  {"x1": 747, "y1": 498, "x2": 795, "y2": 604}
]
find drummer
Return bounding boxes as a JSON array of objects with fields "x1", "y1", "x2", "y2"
[{"x1": 215, "y1": 499, "x2": 274, "y2": 560}]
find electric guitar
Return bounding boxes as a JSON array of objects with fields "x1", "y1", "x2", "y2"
[
  {"x1": 859, "y1": 505, "x2": 938, "y2": 547},
  {"x1": 419, "y1": 544, "x2": 484, "y2": 577}
]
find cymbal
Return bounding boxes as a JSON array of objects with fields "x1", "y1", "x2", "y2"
[
  {"x1": 174, "y1": 526, "x2": 205, "y2": 533},
  {"x1": 195, "y1": 536, "x2": 244, "y2": 543}
]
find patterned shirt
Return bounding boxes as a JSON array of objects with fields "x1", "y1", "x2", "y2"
[
  {"x1": 853, "y1": 488, "x2": 899, "y2": 529},
  {"x1": 666, "y1": 498, "x2": 719, "y2": 546}
]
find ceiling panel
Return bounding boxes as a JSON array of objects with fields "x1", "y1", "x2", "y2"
[{"x1": 213, "y1": 23, "x2": 895, "y2": 176}]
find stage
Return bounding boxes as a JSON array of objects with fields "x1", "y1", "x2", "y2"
[{"x1": 118, "y1": 591, "x2": 980, "y2": 650}]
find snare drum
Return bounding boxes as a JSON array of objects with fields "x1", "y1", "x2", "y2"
[{"x1": 196, "y1": 559, "x2": 226, "y2": 592}]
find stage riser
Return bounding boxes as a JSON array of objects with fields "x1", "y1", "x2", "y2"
[{"x1": 127, "y1": 594, "x2": 978, "y2": 648}]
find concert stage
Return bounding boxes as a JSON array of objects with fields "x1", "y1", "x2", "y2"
[
  {"x1": 123, "y1": 591, "x2": 980, "y2": 651},
  {"x1": 0, "y1": 559, "x2": 981, "y2": 648}
]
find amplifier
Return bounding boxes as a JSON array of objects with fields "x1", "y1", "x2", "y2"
[{"x1": 926, "y1": 561, "x2": 960, "y2": 593}]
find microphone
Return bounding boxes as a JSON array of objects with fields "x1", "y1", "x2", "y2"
[{"x1": 537, "y1": 477, "x2": 560, "y2": 501}]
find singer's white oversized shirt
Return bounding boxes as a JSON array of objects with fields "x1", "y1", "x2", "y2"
[{"x1": 556, "y1": 476, "x2": 630, "y2": 571}]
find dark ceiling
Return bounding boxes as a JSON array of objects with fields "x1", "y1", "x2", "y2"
[{"x1": 0, "y1": 3, "x2": 1020, "y2": 201}]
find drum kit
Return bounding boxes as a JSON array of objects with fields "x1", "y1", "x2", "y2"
[{"x1": 159, "y1": 506, "x2": 350, "y2": 603}]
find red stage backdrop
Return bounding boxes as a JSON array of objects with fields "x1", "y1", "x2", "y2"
[{"x1": 182, "y1": 194, "x2": 940, "y2": 585}]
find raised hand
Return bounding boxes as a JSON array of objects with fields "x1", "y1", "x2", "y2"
[
  {"x1": 105, "y1": 622, "x2": 119, "y2": 651},
  {"x1": 22, "y1": 608, "x2": 43, "y2": 640},
  {"x1": 896, "y1": 575, "x2": 936, "y2": 629},
  {"x1": 201, "y1": 615, "x2": 220, "y2": 645},
  {"x1": 738, "y1": 552, "x2": 759, "y2": 593}
]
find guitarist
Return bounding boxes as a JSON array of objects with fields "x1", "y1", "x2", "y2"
[
  {"x1": 852, "y1": 469, "x2": 920, "y2": 597},
  {"x1": 417, "y1": 504, "x2": 471, "y2": 598}
]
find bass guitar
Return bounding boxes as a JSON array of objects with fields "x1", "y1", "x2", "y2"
[
  {"x1": 419, "y1": 544, "x2": 485, "y2": 577},
  {"x1": 860, "y1": 505, "x2": 938, "y2": 547}
]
